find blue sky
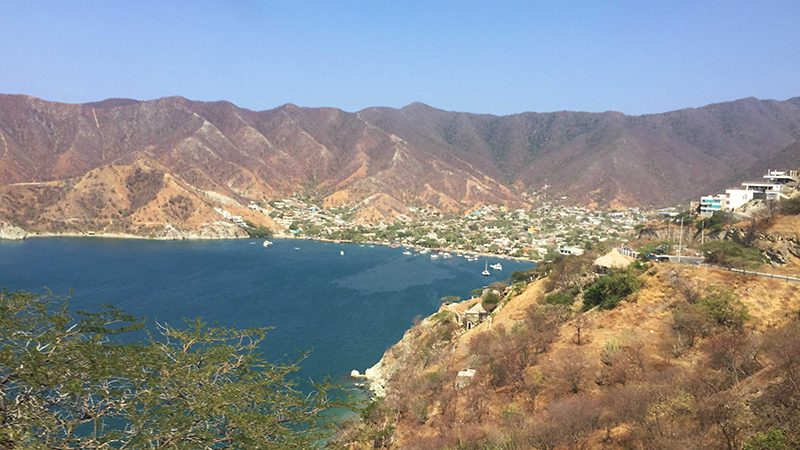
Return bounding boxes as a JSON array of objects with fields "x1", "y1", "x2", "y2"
[{"x1": 1, "y1": 1, "x2": 798, "y2": 115}]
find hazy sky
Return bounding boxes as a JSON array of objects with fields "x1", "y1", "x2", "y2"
[{"x1": 1, "y1": 1, "x2": 798, "y2": 115}]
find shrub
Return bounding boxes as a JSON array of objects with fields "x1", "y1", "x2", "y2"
[
  {"x1": 697, "y1": 210, "x2": 734, "y2": 233},
  {"x1": 511, "y1": 269, "x2": 538, "y2": 284},
  {"x1": 697, "y1": 289, "x2": 749, "y2": 330},
  {"x1": 582, "y1": 269, "x2": 643, "y2": 310},
  {"x1": 482, "y1": 291, "x2": 502, "y2": 312},
  {"x1": 779, "y1": 196, "x2": 800, "y2": 215},
  {"x1": 544, "y1": 290, "x2": 574, "y2": 306},
  {"x1": 701, "y1": 240, "x2": 763, "y2": 268},
  {"x1": 744, "y1": 428, "x2": 788, "y2": 450},
  {"x1": 245, "y1": 221, "x2": 273, "y2": 238}
]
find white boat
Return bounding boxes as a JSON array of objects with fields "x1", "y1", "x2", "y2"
[
  {"x1": 442, "y1": 252, "x2": 453, "y2": 259},
  {"x1": 419, "y1": 249, "x2": 430, "y2": 255},
  {"x1": 430, "y1": 254, "x2": 440, "y2": 260},
  {"x1": 262, "y1": 240, "x2": 273, "y2": 248},
  {"x1": 402, "y1": 250, "x2": 413, "y2": 256},
  {"x1": 490, "y1": 263, "x2": 503, "y2": 271},
  {"x1": 340, "y1": 250, "x2": 345, "y2": 256},
  {"x1": 481, "y1": 261, "x2": 490, "y2": 276}
]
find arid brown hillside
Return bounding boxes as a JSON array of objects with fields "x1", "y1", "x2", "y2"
[
  {"x1": 1, "y1": 94, "x2": 800, "y2": 234},
  {"x1": 341, "y1": 260, "x2": 800, "y2": 449}
]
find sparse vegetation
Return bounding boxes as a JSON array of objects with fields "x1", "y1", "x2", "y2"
[
  {"x1": 701, "y1": 240, "x2": 764, "y2": 268},
  {"x1": 338, "y1": 257, "x2": 800, "y2": 450},
  {"x1": 0, "y1": 290, "x2": 342, "y2": 449},
  {"x1": 779, "y1": 196, "x2": 800, "y2": 215},
  {"x1": 245, "y1": 221, "x2": 273, "y2": 238},
  {"x1": 582, "y1": 269, "x2": 643, "y2": 310}
]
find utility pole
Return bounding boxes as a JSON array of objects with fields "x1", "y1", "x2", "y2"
[
  {"x1": 701, "y1": 219, "x2": 705, "y2": 246},
  {"x1": 677, "y1": 217, "x2": 684, "y2": 263}
]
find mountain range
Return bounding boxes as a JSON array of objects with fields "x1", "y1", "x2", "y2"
[{"x1": 1, "y1": 94, "x2": 799, "y2": 237}]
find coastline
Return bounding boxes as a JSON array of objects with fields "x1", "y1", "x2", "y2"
[
  {"x1": 274, "y1": 232, "x2": 539, "y2": 263},
  {"x1": 20, "y1": 231, "x2": 241, "y2": 241},
  {"x1": 6, "y1": 229, "x2": 537, "y2": 262}
]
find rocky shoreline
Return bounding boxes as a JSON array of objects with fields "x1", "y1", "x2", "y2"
[
  {"x1": 0, "y1": 222, "x2": 537, "y2": 263},
  {"x1": 0, "y1": 221, "x2": 249, "y2": 241},
  {"x1": 0, "y1": 222, "x2": 27, "y2": 240}
]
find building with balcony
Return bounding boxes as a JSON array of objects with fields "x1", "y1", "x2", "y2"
[
  {"x1": 763, "y1": 169, "x2": 799, "y2": 184},
  {"x1": 699, "y1": 194, "x2": 727, "y2": 216}
]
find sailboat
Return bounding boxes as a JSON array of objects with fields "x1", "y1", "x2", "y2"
[{"x1": 481, "y1": 261, "x2": 490, "y2": 276}]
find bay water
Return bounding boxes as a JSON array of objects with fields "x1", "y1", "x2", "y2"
[{"x1": 0, "y1": 238, "x2": 533, "y2": 386}]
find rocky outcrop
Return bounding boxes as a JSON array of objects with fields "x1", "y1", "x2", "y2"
[
  {"x1": 726, "y1": 226, "x2": 800, "y2": 266},
  {"x1": 153, "y1": 221, "x2": 245, "y2": 240},
  {"x1": 0, "y1": 221, "x2": 26, "y2": 240}
]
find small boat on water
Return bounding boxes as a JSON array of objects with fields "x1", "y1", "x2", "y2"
[
  {"x1": 262, "y1": 240, "x2": 274, "y2": 248},
  {"x1": 430, "y1": 254, "x2": 440, "y2": 260},
  {"x1": 481, "y1": 261, "x2": 491, "y2": 276},
  {"x1": 294, "y1": 247, "x2": 300, "y2": 250},
  {"x1": 442, "y1": 252, "x2": 453, "y2": 259},
  {"x1": 490, "y1": 263, "x2": 503, "y2": 271},
  {"x1": 402, "y1": 250, "x2": 413, "y2": 256},
  {"x1": 340, "y1": 250, "x2": 345, "y2": 256},
  {"x1": 419, "y1": 249, "x2": 430, "y2": 255}
]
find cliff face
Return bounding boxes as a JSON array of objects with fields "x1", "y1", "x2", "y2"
[
  {"x1": 0, "y1": 221, "x2": 26, "y2": 239},
  {"x1": 2, "y1": 94, "x2": 800, "y2": 236},
  {"x1": 346, "y1": 260, "x2": 800, "y2": 449},
  {"x1": 727, "y1": 214, "x2": 800, "y2": 271}
]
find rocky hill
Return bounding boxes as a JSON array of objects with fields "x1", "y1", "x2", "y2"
[
  {"x1": 1, "y1": 94, "x2": 800, "y2": 236},
  {"x1": 340, "y1": 253, "x2": 800, "y2": 449}
]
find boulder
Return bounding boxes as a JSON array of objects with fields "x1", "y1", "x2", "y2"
[{"x1": 0, "y1": 222, "x2": 27, "y2": 240}]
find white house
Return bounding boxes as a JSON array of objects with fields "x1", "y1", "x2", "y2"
[
  {"x1": 558, "y1": 246, "x2": 585, "y2": 256},
  {"x1": 724, "y1": 188, "x2": 756, "y2": 210},
  {"x1": 763, "y1": 169, "x2": 799, "y2": 184},
  {"x1": 699, "y1": 194, "x2": 727, "y2": 216}
]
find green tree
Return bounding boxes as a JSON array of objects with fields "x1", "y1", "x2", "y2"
[
  {"x1": 744, "y1": 428, "x2": 788, "y2": 450},
  {"x1": 582, "y1": 269, "x2": 643, "y2": 310},
  {"x1": 246, "y1": 221, "x2": 273, "y2": 238},
  {"x1": 481, "y1": 291, "x2": 502, "y2": 312},
  {"x1": 0, "y1": 290, "x2": 341, "y2": 449},
  {"x1": 701, "y1": 240, "x2": 763, "y2": 268},
  {"x1": 697, "y1": 288, "x2": 750, "y2": 330}
]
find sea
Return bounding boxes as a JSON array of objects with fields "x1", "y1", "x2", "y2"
[{"x1": 0, "y1": 237, "x2": 533, "y2": 388}]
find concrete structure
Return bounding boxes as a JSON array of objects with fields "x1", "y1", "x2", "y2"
[
  {"x1": 724, "y1": 188, "x2": 758, "y2": 211},
  {"x1": 699, "y1": 169, "x2": 798, "y2": 214},
  {"x1": 763, "y1": 169, "x2": 799, "y2": 184},
  {"x1": 699, "y1": 194, "x2": 727, "y2": 216},
  {"x1": 558, "y1": 245, "x2": 585, "y2": 256},
  {"x1": 741, "y1": 180, "x2": 782, "y2": 195},
  {"x1": 463, "y1": 302, "x2": 488, "y2": 330}
]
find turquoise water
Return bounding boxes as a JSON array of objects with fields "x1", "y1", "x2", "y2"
[{"x1": 0, "y1": 238, "x2": 532, "y2": 385}]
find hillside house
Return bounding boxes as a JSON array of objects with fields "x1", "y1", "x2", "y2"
[
  {"x1": 558, "y1": 245, "x2": 585, "y2": 256},
  {"x1": 463, "y1": 302, "x2": 488, "y2": 330},
  {"x1": 699, "y1": 194, "x2": 727, "y2": 216}
]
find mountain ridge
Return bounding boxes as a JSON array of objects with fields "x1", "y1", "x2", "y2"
[{"x1": 1, "y1": 93, "x2": 799, "y2": 236}]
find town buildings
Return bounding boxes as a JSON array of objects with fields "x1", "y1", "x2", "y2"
[{"x1": 698, "y1": 169, "x2": 798, "y2": 216}]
